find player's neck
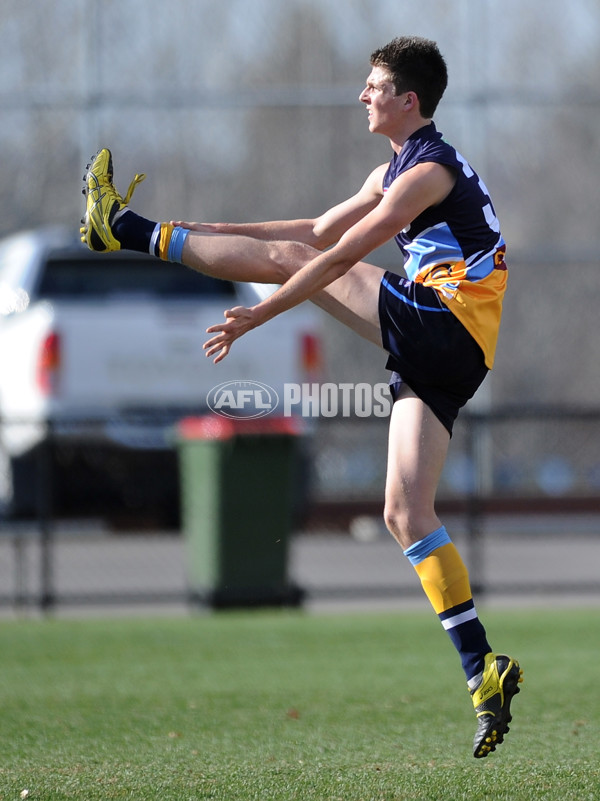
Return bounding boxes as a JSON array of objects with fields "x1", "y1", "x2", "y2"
[{"x1": 389, "y1": 117, "x2": 433, "y2": 154}]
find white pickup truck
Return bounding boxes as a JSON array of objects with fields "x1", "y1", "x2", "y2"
[{"x1": 0, "y1": 226, "x2": 322, "y2": 523}]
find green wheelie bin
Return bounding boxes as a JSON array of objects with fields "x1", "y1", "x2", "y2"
[{"x1": 177, "y1": 415, "x2": 305, "y2": 608}]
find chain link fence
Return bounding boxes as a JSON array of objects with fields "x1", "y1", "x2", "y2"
[
  {"x1": 1, "y1": 408, "x2": 599, "y2": 612},
  {"x1": 1, "y1": 1, "x2": 599, "y2": 610}
]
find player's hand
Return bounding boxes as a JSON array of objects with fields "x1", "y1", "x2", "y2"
[
  {"x1": 204, "y1": 306, "x2": 258, "y2": 364},
  {"x1": 169, "y1": 221, "x2": 228, "y2": 233}
]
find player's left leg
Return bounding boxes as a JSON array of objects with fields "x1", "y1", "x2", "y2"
[{"x1": 383, "y1": 386, "x2": 522, "y2": 757}]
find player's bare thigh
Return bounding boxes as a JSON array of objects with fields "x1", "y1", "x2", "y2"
[
  {"x1": 253, "y1": 238, "x2": 384, "y2": 347},
  {"x1": 311, "y1": 261, "x2": 384, "y2": 348},
  {"x1": 272, "y1": 241, "x2": 384, "y2": 347},
  {"x1": 183, "y1": 232, "x2": 384, "y2": 348},
  {"x1": 384, "y1": 385, "x2": 450, "y2": 547}
]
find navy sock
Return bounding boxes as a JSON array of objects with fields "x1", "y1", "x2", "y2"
[
  {"x1": 441, "y1": 600, "x2": 491, "y2": 680},
  {"x1": 112, "y1": 210, "x2": 158, "y2": 254}
]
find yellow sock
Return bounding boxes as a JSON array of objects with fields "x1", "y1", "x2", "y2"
[
  {"x1": 404, "y1": 528, "x2": 491, "y2": 680},
  {"x1": 413, "y1": 542, "x2": 472, "y2": 614},
  {"x1": 158, "y1": 223, "x2": 175, "y2": 260}
]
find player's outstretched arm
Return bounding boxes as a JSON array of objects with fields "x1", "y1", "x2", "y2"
[
  {"x1": 202, "y1": 160, "x2": 456, "y2": 363},
  {"x1": 171, "y1": 163, "x2": 388, "y2": 250}
]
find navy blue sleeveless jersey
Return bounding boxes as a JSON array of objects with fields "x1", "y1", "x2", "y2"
[{"x1": 382, "y1": 122, "x2": 507, "y2": 368}]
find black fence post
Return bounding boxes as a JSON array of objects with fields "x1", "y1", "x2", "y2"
[
  {"x1": 465, "y1": 413, "x2": 485, "y2": 596},
  {"x1": 37, "y1": 421, "x2": 55, "y2": 613}
]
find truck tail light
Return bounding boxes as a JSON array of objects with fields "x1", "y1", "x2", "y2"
[
  {"x1": 37, "y1": 331, "x2": 61, "y2": 396},
  {"x1": 300, "y1": 332, "x2": 322, "y2": 378}
]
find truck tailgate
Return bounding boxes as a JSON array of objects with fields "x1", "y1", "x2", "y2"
[{"x1": 54, "y1": 300, "x2": 303, "y2": 410}]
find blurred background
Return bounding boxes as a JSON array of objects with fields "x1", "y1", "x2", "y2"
[{"x1": 0, "y1": 0, "x2": 599, "y2": 612}]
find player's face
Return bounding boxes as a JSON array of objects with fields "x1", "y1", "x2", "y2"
[{"x1": 359, "y1": 66, "x2": 406, "y2": 136}]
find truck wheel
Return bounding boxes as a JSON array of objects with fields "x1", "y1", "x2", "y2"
[{"x1": 0, "y1": 446, "x2": 37, "y2": 518}]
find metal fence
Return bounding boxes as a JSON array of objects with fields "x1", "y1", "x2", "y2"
[{"x1": 1, "y1": 406, "x2": 599, "y2": 614}]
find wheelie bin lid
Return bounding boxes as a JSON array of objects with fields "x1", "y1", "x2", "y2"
[{"x1": 177, "y1": 415, "x2": 303, "y2": 441}]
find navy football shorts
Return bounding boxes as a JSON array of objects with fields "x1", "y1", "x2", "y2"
[{"x1": 378, "y1": 271, "x2": 488, "y2": 435}]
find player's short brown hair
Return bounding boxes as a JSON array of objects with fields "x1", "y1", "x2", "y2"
[{"x1": 370, "y1": 36, "x2": 448, "y2": 118}]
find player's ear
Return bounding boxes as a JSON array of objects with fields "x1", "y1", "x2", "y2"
[{"x1": 403, "y1": 91, "x2": 419, "y2": 111}]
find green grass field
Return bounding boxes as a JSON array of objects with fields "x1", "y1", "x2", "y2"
[{"x1": 0, "y1": 607, "x2": 598, "y2": 800}]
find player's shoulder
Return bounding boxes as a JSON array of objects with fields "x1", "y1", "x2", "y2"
[
  {"x1": 358, "y1": 162, "x2": 388, "y2": 199},
  {"x1": 405, "y1": 123, "x2": 459, "y2": 165}
]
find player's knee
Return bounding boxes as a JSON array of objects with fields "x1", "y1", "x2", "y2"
[
  {"x1": 383, "y1": 503, "x2": 435, "y2": 550},
  {"x1": 383, "y1": 503, "x2": 410, "y2": 547},
  {"x1": 267, "y1": 240, "x2": 316, "y2": 280}
]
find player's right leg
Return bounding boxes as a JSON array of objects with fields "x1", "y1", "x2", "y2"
[
  {"x1": 81, "y1": 148, "x2": 384, "y2": 347},
  {"x1": 80, "y1": 148, "x2": 301, "y2": 283}
]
